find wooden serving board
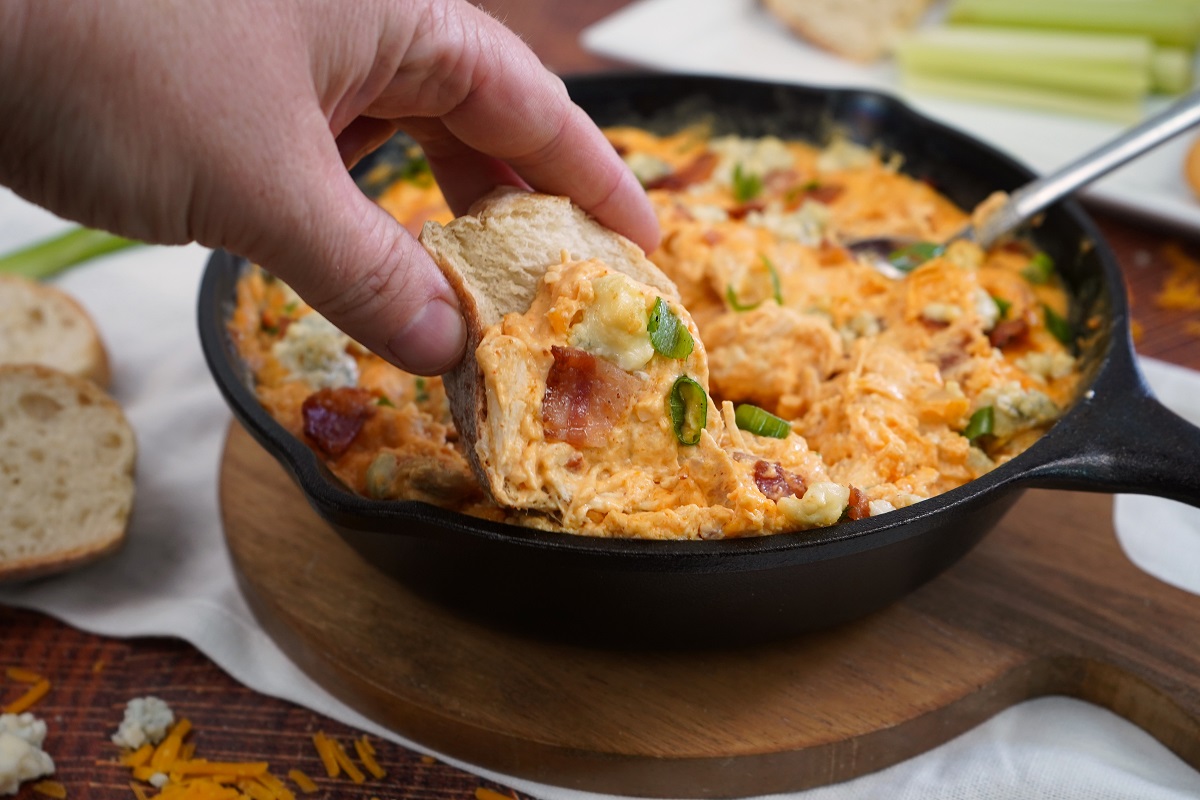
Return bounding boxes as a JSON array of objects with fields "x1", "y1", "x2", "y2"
[{"x1": 219, "y1": 421, "x2": 1200, "y2": 797}]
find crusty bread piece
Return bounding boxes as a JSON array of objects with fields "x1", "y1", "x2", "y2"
[
  {"x1": 762, "y1": 0, "x2": 935, "y2": 63},
  {"x1": 0, "y1": 274, "x2": 111, "y2": 388},
  {"x1": 0, "y1": 364, "x2": 136, "y2": 582},
  {"x1": 419, "y1": 187, "x2": 678, "y2": 497}
]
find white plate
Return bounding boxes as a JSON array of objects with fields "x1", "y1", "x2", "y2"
[{"x1": 582, "y1": 0, "x2": 1200, "y2": 233}]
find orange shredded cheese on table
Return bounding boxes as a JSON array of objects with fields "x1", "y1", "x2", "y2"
[
  {"x1": 31, "y1": 780, "x2": 68, "y2": 798},
  {"x1": 285, "y1": 770, "x2": 318, "y2": 794},
  {"x1": 5, "y1": 666, "x2": 43, "y2": 683},
  {"x1": 475, "y1": 788, "x2": 513, "y2": 800},
  {"x1": 1158, "y1": 243, "x2": 1200, "y2": 311},
  {"x1": 353, "y1": 737, "x2": 386, "y2": 780},
  {"x1": 4, "y1": 677, "x2": 51, "y2": 713},
  {"x1": 130, "y1": 782, "x2": 151, "y2": 800},
  {"x1": 310, "y1": 733, "x2": 340, "y2": 778},
  {"x1": 330, "y1": 739, "x2": 366, "y2": 784}
]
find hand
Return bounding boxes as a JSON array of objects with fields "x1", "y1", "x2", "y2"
[{"x1": 0, "y1": 0, "x2": 659, "y2": 374}]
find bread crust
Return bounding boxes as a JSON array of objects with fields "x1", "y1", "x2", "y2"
[
  {"x1": 419, "y1": 188, "x2": 678, "y2": 501},
  {"x1": 0, "y1": 363, "x2": 136, "y2": 582},
  {"x1": 761, "y1": 0, "x2": 935, "y2": 62},
  {"x1": 0, "y1": 274, "x2": 111, "y2": 388}
]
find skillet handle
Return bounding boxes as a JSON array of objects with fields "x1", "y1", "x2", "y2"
[{"x1": 1015, "y1": 359, "x2": 1200, "y2": 508}]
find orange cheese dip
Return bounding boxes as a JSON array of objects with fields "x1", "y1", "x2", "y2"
[{"x1": 229, "y1": 128, "x2": 1082, "y2": 538}]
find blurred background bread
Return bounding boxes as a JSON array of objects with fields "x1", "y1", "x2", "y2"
[
  {"x1": 762, "y1": 0, "x2": 936, "y2": 62},
  {"x1": 0, "y1": 364, "x2": 136, "y2": 582},
  {"x1": 0, "y1": 274, "x2": 111, "y2": 387}
]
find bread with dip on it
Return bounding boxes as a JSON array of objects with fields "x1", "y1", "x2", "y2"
[
  {"x1": 0, "y1": 274, "x2": 111, "y2": 388},
  {"x1": 0, "y1": 364, "x2": 136, "y2": 582},
  {"x1": 420, "y1": 189, "x2": 842, "y2": 539},
  {"x1": 761, "y1": 0, "x2": 936, "y2": 63}
]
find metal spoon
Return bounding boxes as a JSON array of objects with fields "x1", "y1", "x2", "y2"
[{"x1": 851, "y1": 90, "x2": 1200, "y2": 277}]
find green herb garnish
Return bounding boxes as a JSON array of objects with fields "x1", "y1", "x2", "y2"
[
  {"x1": 1043, "y1": 304, "x2": 1074, "y2": 344},
  {"x1": 400, "y1": 153, "x2": 434, "y2": 187},
  {"x1": 647, "y1": 297, "x2": 694, "y2": 360},
  {"x1": 1022, "y1": 252, "x2": 1056, "y2": 284},
  {"x1": 964, "y1": 406, "x2": 995, "y2": 442},
  {"x1": 887, "y1": 241, "x2": 945, "y2": 273},
  {"x1": 667, "y1": 376, "x2": 708, "y2": 446},
  {"x1": 414, "y1": 377, "x2": 430, "y2": 404},
  {"x1": 732, "y1": 163, "x2": 763, "y2": 204},
  {"x1": 0, "y1": 227, "x2": 139, "y2": 281},
  {"x1": 993, "y1": 295, "x2": 1012, "y2": 319},
  {"x1": 726, "y1": 255, "x2": 783, "y2": 311},
  {"x1": 734, "y1": 403, "x2": 791, "y2": 439},
  {"x1": 376, "y1": 395, "x2": 396, "y2": 408}
]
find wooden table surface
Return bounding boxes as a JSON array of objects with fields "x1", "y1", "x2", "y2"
[{"x1": 5, "y1": 1, "x2": 1200, "y2": 798}]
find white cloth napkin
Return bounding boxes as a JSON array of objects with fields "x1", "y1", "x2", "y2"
[{"x1": 2, "y1": 186, "x2": 1200, "y2": 799}]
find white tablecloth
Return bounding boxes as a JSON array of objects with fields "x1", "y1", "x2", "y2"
[{"x1": 2, "y1": 184, "x2": 1200, "y2": 798}]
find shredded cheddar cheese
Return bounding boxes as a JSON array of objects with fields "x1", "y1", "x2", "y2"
[
  {"x1": 285, "y1": 770, "x2": 318, "y2": 794},
  {"x1": 353, "y1": 737, "x2": 386, "y2": 780},
  {"x1": 4, "y1": 677, "x2": 51, "y2": 713},
  {"x1": 1158, "y1": 243, "x2": 1200, "y2": 311},
  {"x1": 476, "y1": 787, "x2": 514, "y2": 800},
  {"x1": 31, "y1": 780, "x2": 67, "y2": 798}
]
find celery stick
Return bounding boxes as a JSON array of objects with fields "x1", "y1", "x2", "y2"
[
  {"x1": 901, "y1": 73, "x2": 1144, "y2": 123},
  {"x1": 896, "y1": 27, "x2": 1153, "y2": 99},
  {"x1": 0, "y1": 227, "x2": 140, "y2": 281},
  {"x1": 897, "y1": 32, "x2": 1150, "y2": 98},
  {"x1": 1151, "y1": 46, "x2": 1195, "y2": 93},
  {"x1": 949, "y1": 0, "x2": 1200, "y2": 47}
]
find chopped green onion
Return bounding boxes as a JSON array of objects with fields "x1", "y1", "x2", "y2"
[
  {"x1": 0, "y1": 227, "x2": 139, "y2": 281},
  {"x1": 667, "y1": 376, "x2": 708, "y2": 446},
  {"x1": 1043, "y1": 304, "x2": 1075, "y2": 344},
  {"x1": 993, "y1": 295, "x2": 1012, "y2": 319},
  {"x1": 414, "y1": 377, "x2": 430, "y2": 404},
  {"x1": 734, "y1": 403, "x2": 791, "y2": 439},
  {"x1": 283, "y1": 301, "x2": 299, "y2": 315},
  {"x1": 647, "y1": 297, "x2": 694, "y2": 360},
  {"x1": 732, "y1": 163, "x2": 763, "y2": 204},
  {"x1": 1022, "y1": 252, "x2": 1056, "y2": 284},
  {"x1": 964, "y1": 405, "x2": 995, "y2": 441},
  {"x1": 726, "y1": 255, "x2": 783, "y2": 311},
  {"x1": 888, "y1": 241, "x2": 945, "y2": 272},
  {"x1": 376, "y1": 395, "x2": 396, "y2": 408},
  {"x1": 400, "y1": 153, "x2": 434, "y2": 186}
]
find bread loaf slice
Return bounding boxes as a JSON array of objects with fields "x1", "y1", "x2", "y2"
[
  {"x1": 0, "y1": 274, "x2": 111, "y2": 388},
  {"x1": 0, "y1": 364, "x2": 136, "y2": 582},
  {"x1": 418, "y1": 187, "x2": 677, "y2": 496},
  {"x1": 762, "y1": 0, "x2": 935, "y2": 63}
]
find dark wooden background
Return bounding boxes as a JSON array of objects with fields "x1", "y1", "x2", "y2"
[{"x1": 5, "y1": 0, "x2": 1200, "y2": 797}]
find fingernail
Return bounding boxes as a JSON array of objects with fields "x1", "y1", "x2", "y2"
[{"x1": 387, "y1": 298, "x2": 467, "y2": 375}]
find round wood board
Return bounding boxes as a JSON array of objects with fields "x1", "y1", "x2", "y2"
[{"x1": 218, "y1": 422, "x2": 1200, "y2": 797}]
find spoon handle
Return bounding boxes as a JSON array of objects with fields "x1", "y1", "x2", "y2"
[{"x1": 976, "y1": 90, "x2": 1200, "y2": 249}]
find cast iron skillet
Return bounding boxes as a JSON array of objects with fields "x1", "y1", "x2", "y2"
[{"x1": 198, "y1": 74, "x2": 1200, "y2": 648}]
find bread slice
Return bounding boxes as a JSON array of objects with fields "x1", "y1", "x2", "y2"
[
  {"x1": 419, "y1": 187, "x2": 678, "y2": 496},
  {"x1": 0, "y1": 364, "x2": 136, "y2": 582},
  {"x1": 0, "y1": 274, "x2": 111, "y2": 388},
  {"x1": 762, "y1": 0, "x2": 935, "y2": 63}
]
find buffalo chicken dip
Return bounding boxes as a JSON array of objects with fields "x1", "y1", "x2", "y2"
[{"x1": 228, "y1": 127, "x2": 1083, "y2": 539}]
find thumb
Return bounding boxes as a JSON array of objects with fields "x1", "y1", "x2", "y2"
[{"x1": 234, "y1": 139, "x2": 467, "y2": 377}]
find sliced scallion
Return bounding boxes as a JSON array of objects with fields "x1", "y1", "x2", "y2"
[
  {"x1": 734, "y1": 403, "x2": 791, "y2": 439},
  {"x1": 726, "y1": 255, "x2": 783, "y2": 311},
  {"x1": 732, "y1": 163, "x2": 763, "y2": 204},
  {"x1": 964, "y1": 405, "x2": 995, "y2": 441},
  {"x1": 1043, "y1": 304, "x2": 1075, "y2": 344},
  {"x1": 667, "y1": 376, "x2": 707, "y2": 446},
  {"x1": 647, "y1": 297, "x2": 694, "y2": 360},
  {"x1": 0, "y1": 227, "x2": 139, "y2": 281},
  {"x1": 1022, "y1": 252, "x2": 1056, "y2": 284},
  {"x1": 887, "y1": 241, "x2": 945, "y2": 272},
  {"x1": 993, "y1": 295, "x2": 1012, "y2": 319}
]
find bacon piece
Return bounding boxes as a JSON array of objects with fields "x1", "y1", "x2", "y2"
[
  {"x1": 728, "y1": 201, "x2": 766, "y2": 221},
  {"x1": 542, "y1": 346, "x2": 638, "y2": 448},
  {"x1": 644, "y1": 152, "x2": 719, "y2": 191},
  {"x1": 302, "y1": 387, "x2": 375, "y2": 456},
  {"x1": 753, "y1": 460, "x2": 807, "y2": 501},
  {"x1": 785, "y1": 182, "x2": 844, "y2": 210},
  {"x1": 845, "y1": 486, "x2": 870, "y2": 521},
  {"x1": 988, "y1": 318, "x2": 1029, "y2": 348}
]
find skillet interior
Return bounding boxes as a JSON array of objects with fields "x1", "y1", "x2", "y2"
[{"x1": 199, "y1": 74, "x2": 1121, "y2": 647}]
